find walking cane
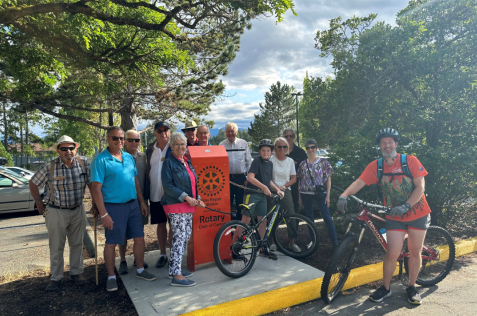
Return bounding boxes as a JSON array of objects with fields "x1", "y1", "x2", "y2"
[{"x1": 94, "y1": 216, "x2": 98, "y2": 285}]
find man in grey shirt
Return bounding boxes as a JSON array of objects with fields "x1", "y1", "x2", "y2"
[
  {"x1": 219, "y1": 122, "x2": 252, "y2": 220},
  {"x1": 118, "y1": 129, "x2": 149, "y2": 274}
]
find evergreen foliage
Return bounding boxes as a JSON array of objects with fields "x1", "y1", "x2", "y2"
[
  {"x1": 304, "y1": 0, "x2": 477, "y2": 226},
  {"x1": 248, "y1": 81, "x2": 296, "y2": 149}
]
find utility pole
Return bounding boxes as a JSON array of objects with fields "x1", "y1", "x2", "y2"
[{"x1": 291, "y1": 92, "x2": 302, "y2": 147}]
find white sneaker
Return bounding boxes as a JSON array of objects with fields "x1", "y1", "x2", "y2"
[
  {"x1": 288, "y1": 243, "x2": 302, "y2": 253},
  {"x1": 270, "y1": 244, "x2": 277, "y2": 251}
]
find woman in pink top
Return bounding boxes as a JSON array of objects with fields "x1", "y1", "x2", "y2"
[{"x1": 161, "y1": 132, "x2": 206, "y2": 287}]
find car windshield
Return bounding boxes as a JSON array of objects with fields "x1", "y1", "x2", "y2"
[{"x1": 0, "y1": 167, "x2": 30, "y2": 184}]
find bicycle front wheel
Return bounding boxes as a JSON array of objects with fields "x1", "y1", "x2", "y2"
[
  {"x1": 271, "y1": 213, "x2": 319, "y2": 259},
  {"x1": 213, "y1": 220, "x2": 258, "y2": 278},
  {"x1": 404, "y1": 226, "x2": 455, "y2": 286},
  {"x1": 321, "y1": 234, "x2": 359, "y2": 303}
]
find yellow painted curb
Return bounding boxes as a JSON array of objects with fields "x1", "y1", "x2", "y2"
[{"x1": 182, "y1": 236, "x2": 477, "y2": 316}]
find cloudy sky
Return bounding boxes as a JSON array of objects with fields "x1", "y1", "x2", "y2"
[{"x1": 204, "y1": 0, "x2": 411, "y2": 130}]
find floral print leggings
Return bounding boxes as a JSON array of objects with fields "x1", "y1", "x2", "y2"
[{"x1": 168, "y1": 212, "x2": 193, "y2": 276}]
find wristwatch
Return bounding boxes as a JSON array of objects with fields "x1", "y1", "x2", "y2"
[{"x1": 404, "y1": 203, "x2": 411, "y2": 209}]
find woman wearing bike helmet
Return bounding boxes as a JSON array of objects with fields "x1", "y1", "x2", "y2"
[
  {"x1": 242, "y1": 139, "x2": 284, "y2": 260},
  {"x1": 337, "y1": 128, "x2": 431, "y2": 305}
]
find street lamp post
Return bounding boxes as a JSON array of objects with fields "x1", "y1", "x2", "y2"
[{"x1": 291, "y1": 92, "x2": 302, "y2": 147}]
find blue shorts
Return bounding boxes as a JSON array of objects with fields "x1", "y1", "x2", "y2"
[{"x1": 104, "y1": 199, "x2": 144, "y2": 245}]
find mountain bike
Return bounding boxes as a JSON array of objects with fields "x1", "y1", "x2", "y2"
[
  {"x1": 213, "y1": 194, "x2": 320, "y2": 278},
  {"x1": 321, "y1": 186, "x2": 455, "y2": 303}
]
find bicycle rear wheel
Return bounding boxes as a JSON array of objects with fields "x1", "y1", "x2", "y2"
[
  {"x1": 321, "y1": 234, "x2": 359, "y2": 303},
  {"x1": 213, "y1": 220, "x2": 258, "y2": 278},
  {"x1": 271, "y1": 213, "x2": 319, "y2": 259},
  {"x1": 404, "y1": 226, "x2": 455, "y2": 286}
]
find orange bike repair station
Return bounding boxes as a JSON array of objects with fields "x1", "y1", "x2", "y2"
[{"x1": 187, "y1": 145, "x2": 231, "y2": 272}]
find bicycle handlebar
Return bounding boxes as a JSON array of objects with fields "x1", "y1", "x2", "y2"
[{"x1": 332, "y1": 185, "x2": 390, "y2": 214}]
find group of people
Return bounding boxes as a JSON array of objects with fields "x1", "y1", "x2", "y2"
[{"x1": 30, "y1": 122, "x2": 430, "y2": 306}]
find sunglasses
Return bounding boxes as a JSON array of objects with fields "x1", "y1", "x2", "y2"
[
  {"x1": 284, "y1": 135, "x2": 294, "y2": 139},
  {"x1": 59, "y1": 146, "x2": 76, "y2": 152},
  {"x1": 184, "y1": 128, "x2": 196, "y2": 132},
  {"x1": 276, "y1": 145, "x2": 288, "y2": 149},
  {"x1": 126, "y1": 138, "x2": 140, "y2": 143},
  {"x1": 306, "y1": 146, "x2": 317, "y2": 150},
  {"x1": 110, "y1": 136, "x2": 125, "y2": 141},
  {"x1": 156, "y1": 128, "x2": 169, "y2": 134}
]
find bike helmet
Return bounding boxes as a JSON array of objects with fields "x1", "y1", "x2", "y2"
[
  {"x1": 375, "y1": 128, "x2": 400, "y2": 144},
  {"x1": 258, "y1": 139, "x2": 274, "y2": 150}
]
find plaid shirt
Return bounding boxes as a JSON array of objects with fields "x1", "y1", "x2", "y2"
[{"x1": 31, "y1": 156, "x2": 90, "y2": 208}]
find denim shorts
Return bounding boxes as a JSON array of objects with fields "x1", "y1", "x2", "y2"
[
  {"x1": 386, "y1": 214, "x2": 430, "y2": 232},
  {"x1": 104, "y1": 199, "x2": 144, "y2": 245}
]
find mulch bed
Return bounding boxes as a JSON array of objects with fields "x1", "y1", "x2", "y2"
[
  {"x1": 1, "y1": 196, "x2": 475, "y2": 316},
  {"x1": 0, "y1": 260, "x2": 137, "y2": 316}
]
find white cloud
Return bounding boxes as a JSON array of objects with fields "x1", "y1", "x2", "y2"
[{"x1": 214, "y1": 0, "x2": 410, "y2": 125}]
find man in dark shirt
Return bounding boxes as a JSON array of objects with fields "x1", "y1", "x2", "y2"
[{"x1": 283, "y1": 129, "x2": 307, "y2": 214}]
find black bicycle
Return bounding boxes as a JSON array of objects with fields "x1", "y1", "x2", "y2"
[{"x1": 213, "y1": 194, "x2": 320, "y2": 278}]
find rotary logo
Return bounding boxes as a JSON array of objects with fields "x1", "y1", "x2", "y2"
[{"x1": 198, "y1": 165, "x2": 226, "y2": 196}]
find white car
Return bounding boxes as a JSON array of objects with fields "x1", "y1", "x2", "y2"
[
  {"x1": 317, "y1": 149, "x2": 330, "y2": 158},
  {"x1": 0, "y1": 167, "x2": 44, "y2": 214},
  {"x1": 5, "y1": 166, "x2": 35, "y2": 179}
]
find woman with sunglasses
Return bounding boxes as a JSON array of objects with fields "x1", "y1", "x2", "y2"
[
  {"x1": 161, "y1": 132, "x2": 206, "y2": 287},
  {"x1": 297, "y1": 139, "x2": 338, "y2": 249},
  {"x1": 269, "y1": 137, "x2": 300, "y2": 253}
]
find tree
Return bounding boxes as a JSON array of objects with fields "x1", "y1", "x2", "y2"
[
  {"x1": 305, "y1": 0, "x2": 477, "y2": 226},
  {"x1": 210, "y1": 128, "x2": 226, "y2": 145},
  {"x1": 248, "y1": 81, "x2": 296, "y2": 147},
  {"x1": 1, "y1": 1, "x2": 296, "y2": 131},
  {"x1": 0, "y1": 141, "x2": 13, "y2": 166}
]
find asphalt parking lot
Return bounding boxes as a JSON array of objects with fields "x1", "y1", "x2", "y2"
[{"x1": 0, "y1": 211, "x2": 64, "y2": 280}]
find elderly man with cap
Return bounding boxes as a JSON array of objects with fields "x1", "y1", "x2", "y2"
[
  {"x1": 219, "y1": 122, "x2": 252, "y2": 221},
  {"x1": 145, "y1": 121, "x2": 173, "y2": 269},
  {"x1": 118, "y1": 129, "x2": 149, "y2": 274},
  {"x1": 91, "y1": 126, "x2": 155, "y2": 292},
  {"x1": 29, "y1": 136, "x2": 92, "y2": 291},
  {"x1": 182, "y1": 121, "x2": 199, "y2": 146}
]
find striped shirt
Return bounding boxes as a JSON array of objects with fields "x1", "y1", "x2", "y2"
[{"x1": 31, "y1": 156, "x2": 90, "y2": 207}]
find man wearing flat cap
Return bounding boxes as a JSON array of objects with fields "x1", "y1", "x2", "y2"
[{"x1": 29, "y1": 136, "x2": 93, "y2": 291}]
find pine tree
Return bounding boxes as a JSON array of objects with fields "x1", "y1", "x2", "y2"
[{"x1": 248, "y1": 81, "x2": 296, "y2": 148}]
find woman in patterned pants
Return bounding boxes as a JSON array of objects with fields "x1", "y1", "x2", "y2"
[{"x1": 161, "y1": 132, "x2": 206, "y2": 287}]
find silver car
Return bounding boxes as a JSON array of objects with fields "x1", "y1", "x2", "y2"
[
  {"x1": 0, "y1": 167, "x2": 44, "y2": 214},
  {"x1": 5, "y1": 166, "x2": 35, "y2": 179}
]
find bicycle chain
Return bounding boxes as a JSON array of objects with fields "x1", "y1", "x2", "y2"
[{"x1": 230, "y1": 179, "x2": 263, "y2": 194}]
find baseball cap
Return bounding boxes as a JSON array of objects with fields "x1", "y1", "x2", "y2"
[{"x1": 154, "y1": 121, "x2": 170, "y2": 130}]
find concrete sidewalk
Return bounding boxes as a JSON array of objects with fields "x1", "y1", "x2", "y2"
[{"x1": 115, "y1": 250, "x2": 324, "y2": 316}]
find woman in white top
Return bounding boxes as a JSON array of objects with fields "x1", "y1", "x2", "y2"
[{"x1": 269, "y1": 137, "x2": 301, "y2": 253}]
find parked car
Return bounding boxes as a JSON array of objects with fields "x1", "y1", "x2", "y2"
[
  {"x1": 0, "y1": 166, "x2": 44, "y2": 214},
  {"x1": 317, "y1": 149, "x2": 330, "y2": 158},
  {"x1": 5, "y1": 166, "x2": 35, "y2": 179}
]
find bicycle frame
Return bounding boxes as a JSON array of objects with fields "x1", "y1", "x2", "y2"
[
  {"x1": 345, "y1": 206, "x2": 440, "y2": 262},
  {"x1": 244, "y1": 196, "x2": 282, "y2": 247}
]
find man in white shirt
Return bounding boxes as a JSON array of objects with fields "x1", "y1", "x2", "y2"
[
  {"x1": 219, "y1": 122, "x2": 253, "y2": 220},
  {"x1": 145, "y1": 121, "x2": 173, "y2": 269}
]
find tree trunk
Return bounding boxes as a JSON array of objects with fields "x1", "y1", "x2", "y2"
[
  {"x1": 1, "y1": 103, "x2": 8, "y2": 150},
  {"x1": 19, "y1": 123, "x2": 23, "y2": 166},
  {"x1": 119, "y1": 94, "x2": 137, "y2": 132},
  {"x1": 25, "y1": 112, "x2": 29, "y2": 165}
]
